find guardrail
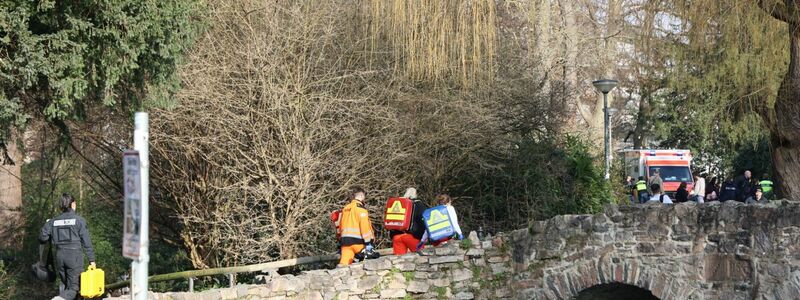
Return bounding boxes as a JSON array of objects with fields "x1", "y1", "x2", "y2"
[{"x1": 105, "y1": 248, "x2": 394, "y2": 293}]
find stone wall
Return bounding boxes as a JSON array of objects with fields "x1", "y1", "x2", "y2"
[
  {"x1": 510, "y1": 200, "x2": 800, "y2": 299},
  {"x1": 115, "y1": 232, "x2": 511, "y2": 300},
  {"x1": 108, "y1": 200, "x2": 800, "y2": 300}
]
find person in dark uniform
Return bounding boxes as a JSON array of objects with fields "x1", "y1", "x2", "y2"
[{"x1": 39, "y1": 194, "x2": 96, "y2": 300}]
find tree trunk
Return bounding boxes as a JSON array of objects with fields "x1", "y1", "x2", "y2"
[
  {"x1": 632, "y1": 90, "x2": 650, "y2": 149},
  {"x1": 557, "y1": 0, "x2": 581, "y2": 131},
  {"x1": 772, "y1": 26, "x2": 800, "y2": 200},
  {"x1": 585, "y1": 0, "x2": 621, "y2": 148},
  {"x1": 0, "y1": 138, "x2": 23, "y2": 250}
]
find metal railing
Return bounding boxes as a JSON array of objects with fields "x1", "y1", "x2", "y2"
[{"x1": 105, "y1": 248, "x2": 393, "y2": 293}]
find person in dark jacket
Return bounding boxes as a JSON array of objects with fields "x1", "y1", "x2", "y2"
[
  {"x1": 706, "y1": 176, "x2": 719, "y2": 201},
  {"x1": 734, "y1": 170, "x2": 755, "y2": 202},
  {"x1": 624, "y1": 176, "x2": 636, "y2": 204},
  {"x1": 39, "y1": 194, "x2": 96, "y2": 300},
  {"x1": 747, "y1": 187, "x2": 767, "y2": 204},
  {"x1": 390, "y1": 188, "x2": 428, "y2": 255},
  {"x1": 674, "y1": 182, "x2": 690, "y2": 203},
  {"x1": 720, "y1": 177, "x2": 737, "y2": 202}
]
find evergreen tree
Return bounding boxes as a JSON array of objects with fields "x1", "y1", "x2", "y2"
[{"x1": 0, "y1": 0, "x2": 204, "y2": 149}]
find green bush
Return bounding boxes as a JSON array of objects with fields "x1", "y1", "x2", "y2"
[
  {"x1": 14, "y1": 155, "x2": 192, "y2": 296},
  {"x1": 456, "y1": 135, "x2": 614, "y2": 234},
  {"x1": 0, "y1": 261, "x2": 16, "y2": 300}
]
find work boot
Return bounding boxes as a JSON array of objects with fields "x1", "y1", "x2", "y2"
[{"x1": 51, "y1": 296, "x2": 66, "y2": 300}]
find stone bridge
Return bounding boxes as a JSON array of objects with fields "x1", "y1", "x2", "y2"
[{"x1": 123, "y1": 200, "x2": 800, "y2": 300}]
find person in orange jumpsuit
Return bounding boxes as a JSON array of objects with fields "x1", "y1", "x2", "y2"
[
  {"x1": 337, "y1": 186, "x2": 375, "y2": 266},
  {"x1": 390, "y1": 188, "x2": 428, "y2": 255}
]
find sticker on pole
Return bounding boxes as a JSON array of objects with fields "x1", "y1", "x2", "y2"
[{"x1": 123, "y1": 150, "x2": 141, "y2": 259}]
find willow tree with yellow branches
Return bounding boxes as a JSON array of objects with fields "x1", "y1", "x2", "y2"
[
  {"x1": 363, "y1": 0, "x2": 497, "y2": 88},
  {"x1": 758, "y1": 1, "x2": 800, "y2": 200},
  {"x1": 665, "y1": 1, "x2": 799, "y2": 199}
]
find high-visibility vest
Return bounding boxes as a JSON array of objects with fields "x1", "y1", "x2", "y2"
[
  {"x1": 338, "y1": 200, "x2": 374, "y2": 244},
  {"x1": 759, "y1": 180, "x2": 774, "y2": 193},
  {"x1": 636, "y1": 180, "x2": 648, "y2": 191},
  {"x1": 423, "y1": 205, "x2": 455, "y2": 242}
]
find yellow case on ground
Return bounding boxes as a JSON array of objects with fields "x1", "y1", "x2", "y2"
[{"x1": 80, "y1": 265, "x2": 105, "y2": 298}]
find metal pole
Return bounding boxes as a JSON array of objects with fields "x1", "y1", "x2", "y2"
[
  {"x1": 603, "y1": 92, "x2": 610, "y2": 181},
  {"x1": 132, "y1": 112, "x2": 150, "y2": 300}
]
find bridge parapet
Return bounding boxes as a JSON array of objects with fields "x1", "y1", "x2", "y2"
[
  {"x1": 512, "y1": 200, "x2": 800, "y2": 299},
  {"x1": 107, "y1": 200, "x2": 800, "y2": 299}
]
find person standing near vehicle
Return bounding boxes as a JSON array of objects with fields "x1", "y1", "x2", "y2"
[
  {"x1": 705, "y1": 176, "x2": 719, "y2": 201},
  {"x1": 734, "y1": 170, "x2": 755, "y2": 202},
  {"x1": 648, "y1": 184, "x2": 674, "y2": 204},
  {"x1": 759, "y1": 174, "x2": 774, "y2": 200},
  {"x1": 647, "y1": 169, "x2": 663, "y2": 195},
  {"x1": 39, "y1": 194, "x2": 96, "y2": 300},
  {"x1": 674, "y1": 182, "x2": 689, "y2": 203},
  {"x1": 693, "y1": 174, "x2": 706, "y2": 203},
  {"x1": 748, "y1": 187, "x2": 768, "y2": 204},
  {"x1": 635, "y1": 176, "x2": 649, "y2": 204},
  {"x1": 337, "y1": 186, "x2": 375, "y2": 266},
  {"x1": 624, "y1": 176, "x2": 636, "y2": 204},
  {"x1": 720, "y1": 177, "x2": 737, "y2": 202}
]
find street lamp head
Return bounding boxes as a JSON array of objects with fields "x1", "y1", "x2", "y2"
[{"x1": 593, "y1": 79, "x2": 618, "y2": 94}]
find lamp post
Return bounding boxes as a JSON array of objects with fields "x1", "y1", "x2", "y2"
[{"x1": 592, "y1": 79, "x2": 618, "y2": 181}]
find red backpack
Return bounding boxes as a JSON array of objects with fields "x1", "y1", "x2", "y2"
[
  {"x1": 383, "y1": 197, "x2": 414, "y2": 231},
  {"x1": 330, "y1": 210, "x2": 342, "y2": 238}
]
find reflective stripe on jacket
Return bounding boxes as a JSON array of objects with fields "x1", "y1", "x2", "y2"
[
  {"x1": 338, "y1": 199, "x2": 374, "y2": 246},
  {"x1": 759, "y1": 180, "x2": 774, "y2": 193},
  {"x1": 635, "y1": 180, "x2": 647, "y2": 191}
]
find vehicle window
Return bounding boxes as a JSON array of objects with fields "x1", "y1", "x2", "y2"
[{"x1": 649, "y1": 166, "x2": 692, "y2": 182}]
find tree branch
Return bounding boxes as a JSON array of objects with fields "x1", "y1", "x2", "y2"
[{"x1": 757, "y1": 0, "x2": 794, "y2": 24}]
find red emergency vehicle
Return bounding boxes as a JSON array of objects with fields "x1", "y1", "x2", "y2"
[{"x1": 621, "y1": 149, "x2": 694, "y2": 196}]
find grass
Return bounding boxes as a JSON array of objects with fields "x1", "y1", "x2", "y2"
[
  {"x1": 434, "y1": 286, "x2": 448, "y2": 300},
  {"x1": 371, "y1": 282, "x2": 382, "y2": 294},
  {"x1": 403, "y1": 271, "x2": 415, "y2": 282},
  {"x1": 459, "y1": 238, "x2": 473, "y2": 250},
  {"x1": 470, "y1": 265, "x2": 482, "y2": 279},
  {"x1": 493, "y1": 272, "x2": 509, "y2": 282}
]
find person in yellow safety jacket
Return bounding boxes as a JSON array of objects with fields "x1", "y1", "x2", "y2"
[
  {"x1": 759, "y1": 174, "x2": 774, "y2": 200},
  {"x1": 635, "y1": 177, "x2": 649, "y2": 204},
  {"x1": 337, "y1": 186, "x2": 375, "y2": 266}
]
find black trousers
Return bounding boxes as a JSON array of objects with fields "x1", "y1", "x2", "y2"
[{"x1": 56, "y1": 249, "x2": 83, "y2": 299}]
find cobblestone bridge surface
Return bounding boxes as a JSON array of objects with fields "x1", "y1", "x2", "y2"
[{"x1": 110, "y1": 200, "x2": 800, "y2": 299}]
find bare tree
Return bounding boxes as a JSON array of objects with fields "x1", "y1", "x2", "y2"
[{"x1": 149, "y1": 0, "x2": 509, "y2": 268}]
